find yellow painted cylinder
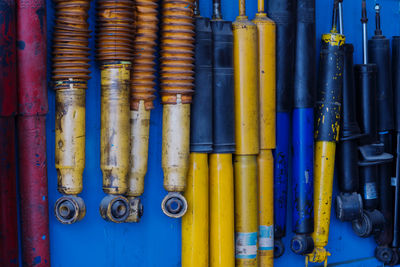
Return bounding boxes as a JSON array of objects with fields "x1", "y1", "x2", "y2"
[
  {"x1": 55, "y1": 88, "x2": 86, "y2": 195},
  {"x1": 162, "y1": 101, "x2": 190, "y2": 192},
  {"x1": 127, "y1": 100, "x2": 151, "y2": 197},
  {"x1": 308, "y1": 141, "x2": 336, "y2": 263},
  {"x1": 233, "y1": 16, "x2": 259, "y2": 155},
  {"x1": 100, "y1": 62, "x2": 131, "y2": 195},
  {"x1": 234, "y1": 155, "x2": 258, "y2": 266},
  {"x1": 257, "y1": 149, "x2": 274, "y2": 266},
  {"x1": 253, "y1": 13, "x2": 276, "y2": 150},
  {"x1": 182, "y1": 153, "x2": 209, "y2": 267},
  {"x1": 210, "y1": 153, "x2": 235, "y2": 267}
]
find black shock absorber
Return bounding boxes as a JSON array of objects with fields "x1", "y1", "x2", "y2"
[
  {"x1": 368, "y1": 4, "x2": 396, "y2": 265},
  {"x1": 392, "y1": 33, "x2": 400, "y2": 266},
  {"x1": 352, "y1": 0, "x2": 389, "y2": 240},
  {"x1": 267, "y1": 0, "x2": 296, "y2": 258},
  {"x1": 335, "y1": 0, "x2": 364, "y2": 223}
]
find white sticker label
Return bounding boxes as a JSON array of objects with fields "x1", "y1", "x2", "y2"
[
  {"x1": 235, "y1": 232, "x2": 257, "y2": 259},
  {"x1": 259, "y1": 225, "x2": 274, "y2": 250},
  {"x1": 364, "y1": 182, "x2": 377, "y2": 200}
]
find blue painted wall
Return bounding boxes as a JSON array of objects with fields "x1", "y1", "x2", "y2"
[{"x1": 44, "y1": 0, "x2": 400, "y2": 266}]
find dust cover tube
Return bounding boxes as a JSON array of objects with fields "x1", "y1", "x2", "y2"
[
  {"x1": 97, "y1": 0, "x2": 135, "y2": 223},
  {"x1": 127, "y1": 0, "x2": 159, "y2": 223},
  {"x1": 17, "y1": 0, "x2": 50, "y2": 264},
  {"x1": 253, "y1": 1, "x2": 276, "y2": 264},
  {"x1": 0, "y1": 0, "x2": 18, "y2": 265},
  {"x1": 306, "y1": 4, "x2": 345, "y2": 263},
  {"x1": 392, "y1": 36, "x2": 400, "y2": 264},
  {"x1": 182, "y1": 4, "x2": 211, "y2": 266},
  {"x1": 210, "y1": 5, "x2": 235, "y2": 266},
  {"x1": 291, "y1": 0, "x2": 315, "y2": 255},
  {"x1": 267, "y1": 0, "x2": 296, "y2": 258},
  {"x1": 336, "y1": 44, "x2": 363, "y2": 223},
  {"x1": 52, "y1": 0, "x2": 91, "y2": 224},
  {"x1": 160, "y1": 0, "x2": 195, "y2": 218},
  {"x1": 233, "y1": 1, "x2": 259, "y2": 265}
]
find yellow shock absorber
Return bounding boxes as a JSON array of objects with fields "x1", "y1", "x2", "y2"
[
  {"x1": 233, "y1": 2, "x2": 259, "y2": 265},
  {"x1": 234, "y1": 156, "x2": 259, "y2": 267},
  {"x1": 182, "y1": 153, "x2": 209, "y2": 267},
  {"x1": 52, "y1": 0, "x2": 91, "y2": 224},
  {"x1": 308, "y1": 141, "x2": 336, "y2": 265},
  {"x1": 160, "y1": 0, "x2": 195, "y2": 218},
  {"x1": 126, "y1": 0, "x2": 158, "y2": 223},
  {"x1": 306, "y1": 8, "x2": 345, "y2": 265},
  {"x1": 253, "y1": 1, "x2": 276, "y2": 266},
  {"x1": 210, "y1": 154, "x2": 235, "y2": 267},
  {"x1": 99, "y1": 62, "x2": 132, "y2": 223},
  {"x1": 96, "y1": 0, "x2": 135, "y2": 223}
]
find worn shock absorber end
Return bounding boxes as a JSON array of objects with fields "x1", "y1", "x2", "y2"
[
  {"x1": 161, "y1": 102, "x2": 190, "y2": 218},
  {"x1": 160, "y1": 0, "x2": 195, "y2": 218},
  {"x1": 307, "y1": 24, "x2": 345, "y2": 265},
  {"x1": 55, "y1": 195, "x2": 86, "y2": 224},
  {"x1": 375, "y1": 246, "x2": 399, "y2": 266},
  {"x1": 99, "y1": 62, "x2": 131, "y2": 223}
]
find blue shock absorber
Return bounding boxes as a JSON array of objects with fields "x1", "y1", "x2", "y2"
[
  {"x1": 268, "y1": 0, "x2": 296, "y2": 259},
  {"x1": 291, "y1": 108, "x2": 314, "y2": 254},
  {"x1": 290, "y1": 0, "x2": 315, "y2": 256},
  {"x1": 273, "y1": 111, "x2": 291, "y2": 258}
]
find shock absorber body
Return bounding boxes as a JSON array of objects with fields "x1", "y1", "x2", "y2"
[
  {"x1": 127, "y1": 0, "x2": 158, "y2": 223},
  {"x1": 233, "y1": 1, "x2": 259, "y2": 265},
  {"x1": 182, "y1": 2, "x2": 211, "y2": 265},
  {"x1": 368, "y1": 5, "x2": 396, "y2": 264},
  {"x1": 0, "y1": 0, "x2": 18, "y2": 265},
  {"x1": 17, "y1": 0, "x2": 50, "y2": 264},
  {"x1": 336, "y1": 44, "x2": 363, "y2": 223},
  {"x1": 252, "y1": 1, "x2": 275, "y2": 265},
  {"x1": 210, "y1": 2, "x2": 235, "y2": 265},
  {"x1": 266, "y1": 0, "x2": 295, "y2": 258},
  {"x1": 335, "y1": 0, "x2": 363, "y2": 224},
  {"x1": 306, "y1": 3, "x2": 344, "y2": 264},
  {"x1": 352, "y1": 1, "x2": 387, "y2": 240},
  {"x1": 52, "y1": 0, "x2": 91, "y2": 224},
  {"x1": 97, "y1": 0, "x2": 134, "y2": 223},
  {"x1": 291, "y1": 0, "x2": 315, "y2": 255},
  {"x1": 392, "y1": 35, "x2": 400, "y2": 265},
  {"x1": 160, "y1": 0, "x2": 195, "y2": 218}
]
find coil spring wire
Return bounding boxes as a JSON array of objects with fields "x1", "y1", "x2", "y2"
[{"x1": 52, "y1": 0, "x2": 91, "y2": 88}]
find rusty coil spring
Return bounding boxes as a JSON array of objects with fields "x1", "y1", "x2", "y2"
[
  {"x1": 160, "y1": 0, "x2": 195, "y2": 104},
  {"x1": 96, "y1": 0, "x2": 135, "y2": 62},
  {"x1": 52, "y1": 0, "x2": 91, "y2": 89},
  {"x1": 130, "y1": 0, "x2": 158, "y2": 110}
]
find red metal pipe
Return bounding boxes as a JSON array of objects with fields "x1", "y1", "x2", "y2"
[
  {"x1": 0, "y1": 0, "x2": 19, "y2": 266},
  {"x1": 16, "y1": 0, "x2": 50, "y2": 266}
]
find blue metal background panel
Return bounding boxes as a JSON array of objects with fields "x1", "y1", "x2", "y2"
[{"x1": 45, "y1": 0, "x2": 400, "y2": 266}]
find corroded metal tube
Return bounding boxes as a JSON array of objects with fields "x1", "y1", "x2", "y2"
[
  {"x1": 52, "y1": 0, "x2": 91, "y2": 224},
  {"x1": 126, "y1": 0, "x2": 159, "y2": 223},
  {"x1": 160, "y1": 0, "x2": 195, "y2": 218},
  {"x1": 97, "y1": 0, "x2": 134, "y2": 223}
]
